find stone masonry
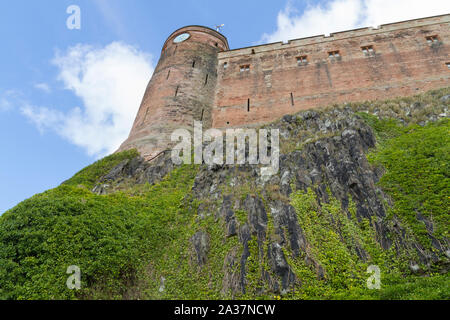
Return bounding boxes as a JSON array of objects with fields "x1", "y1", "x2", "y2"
[{"x1": 119, "y1": 14, "x2": 450, "y2": 159}]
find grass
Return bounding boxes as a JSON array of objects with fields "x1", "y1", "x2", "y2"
[
  {"x1": 63, "y1": 149, "x2": 139, "y2": 189},
  {"x1": 0, "y1": 151, "x2": 199, "y2": 300},
  {"x1": 361, "y1": 114, "x2": 449, "y2": 249}
]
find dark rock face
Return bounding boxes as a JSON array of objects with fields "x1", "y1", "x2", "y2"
[
  {"x1": 267, "y1": 243, "x2": 297, "y2": 293},
  {"x1": 92, "y1": 151, "x2": 175, "y2": 194},
  {"x1": 185, "y1": 110, "x2": 389, "y2": 295},
  {"x1": 95, "y1": 103, "x2": 449, "y2": 296},
  {"x1": 441, "y1": 95, "x2": 450, "y2": 102},
  {"x1": 270, "y1": 201, "x2": 307, "y2": 258},
  {"x1": 191, "y1": 231, "x2": 210, "y2": 267},
  {"x1": 219, "y1": 195, "x2": 238, "y2": 237},
  {"x1": 222, "y1": 247, "x2": 244, "y2": 295},
  {"x1": 244, "y1": 195, "x2": 268, "y2": 243}
]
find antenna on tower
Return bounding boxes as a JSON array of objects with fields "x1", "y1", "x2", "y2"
[{"x1": 215, "y1": 24, "x2": 225, "y2": 32}]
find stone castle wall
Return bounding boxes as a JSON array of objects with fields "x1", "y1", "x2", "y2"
[
  {"x1": 119, "y1": 14, "x2": 450, "y2": 159},
  {"x1": 213, "y1": 14, "x2": 450, "y2": 128}
]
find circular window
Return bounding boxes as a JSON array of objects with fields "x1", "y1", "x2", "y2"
[{"x1": 173, "y1": 33, "x2": 190, "y2": 43}]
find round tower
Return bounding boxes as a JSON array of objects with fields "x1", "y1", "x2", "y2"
[{"x1": 118, "y1": 26, "x2": 229, "y2": 159}]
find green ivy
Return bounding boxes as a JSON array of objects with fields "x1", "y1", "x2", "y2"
[
  {"x1": 0, "y1": 151, "x2": 198, "y2": 300},
  {"x1": 365, "y1": 117, "x2": 449, "y2": 248}
]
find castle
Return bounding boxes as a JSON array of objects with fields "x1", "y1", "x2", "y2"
[{"x1": 118, "y1": 14, "x2": 450, "y2": 160}]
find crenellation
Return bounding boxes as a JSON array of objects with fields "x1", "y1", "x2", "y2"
[{"x1": 219, "y1": 13, "x2": 449, "y2": 59}]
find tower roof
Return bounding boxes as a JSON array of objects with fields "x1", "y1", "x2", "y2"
[{"x1": 162, "y1": 25, "x2": 230, "y2": 52}]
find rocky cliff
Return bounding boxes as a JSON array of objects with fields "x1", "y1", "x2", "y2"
[{"x1": 1, "y1": 88, "x2": 449, "y2": 300}]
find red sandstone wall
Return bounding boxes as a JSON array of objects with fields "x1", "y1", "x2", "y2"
[
  {"x1": 118, "y1": 15, "x2": 450, "y2": 159},
  {"x1": 213, "y1": 14, "x2": 450, "y2": 128},
  {"x1": 118, "y1": 26, "x2": 228, "y2": 159}
]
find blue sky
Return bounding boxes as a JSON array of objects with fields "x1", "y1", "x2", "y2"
[{"x1": 1, "y1": 0, "x2": 449, "y2": 214}]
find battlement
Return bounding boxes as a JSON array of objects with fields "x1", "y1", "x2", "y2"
[
  {"x1": 119, "y1": 14, "x2": 450, "y2": 159},
  {"x1": 219, "y1": 14, "x2": 450, "y2": 58}
]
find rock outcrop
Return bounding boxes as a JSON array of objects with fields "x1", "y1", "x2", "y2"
[{"x1": 93, "y1": 91, "x2": 449, "y2": 296}]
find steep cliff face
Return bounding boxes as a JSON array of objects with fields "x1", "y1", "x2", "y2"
[{"x1": 1, "y1": 88, "x2": 449, "y2": 300}]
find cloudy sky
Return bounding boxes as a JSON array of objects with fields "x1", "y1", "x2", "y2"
[{"x1": 0, "y1": 0, "x2": 449, "y2": 213}]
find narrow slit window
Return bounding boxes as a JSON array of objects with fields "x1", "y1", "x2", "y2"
[
  {"x1": 174, "y1": 45, "x2": 178, "y2": 55},
  {"x1": 426, "y1": 35, "x2": 439, "y2": 43},
  {"x1": 200, "y1": 109, "x2": 204, "y2": 121},
  {"x1": 240, "y1": 64, "x2": 250, "y2": 72},
  {"x1": 167, "y1": 69, "x2": 171, "y2": 80},
  {"x1": 328, "y1": 50, "x2": 340, "y2": 58},
  {"x1": 175, "y1": 86, "x2": 179, "y2": 97},
  {"x1": 143, "y1": 108, "x2": 150, "y2": 123},
  {"x1": 192, "y1": 60, "x2": 196, "y2": 68},
  {"x1": 205, "y1": 74, "x2": 209, "y2": 85},
  {"x1": 297, "y1": 56, "x2": 308, "y2": 65},
  {"x1": 361, "y1": 45, "x2": 374, "y2": 55},
  {"x1": 247, "y1": 99, "x2": 250, "y2": 112},
  {"x1": 290, "y1": 93, "x2": 294, "y2": 106}
]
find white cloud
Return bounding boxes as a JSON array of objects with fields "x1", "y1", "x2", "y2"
[
  {"x1": 262, "y1": 0, "x2": 450, "y2": 43},
  {"x1": 0, "y1": 97, "x2": 11, "y2": 111},
  {"x1": 21, "y1": 104, "x2": 63, "y2": 133},
  {"x1": 34, "y1": 83, "x2": 51, "y2": 93},
  {"x1": 22, "y1": 42, "x2": 154, "y2": 158},
  {"x1": 0, "y1": 90, "x2": 21, "y2": 112}
]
